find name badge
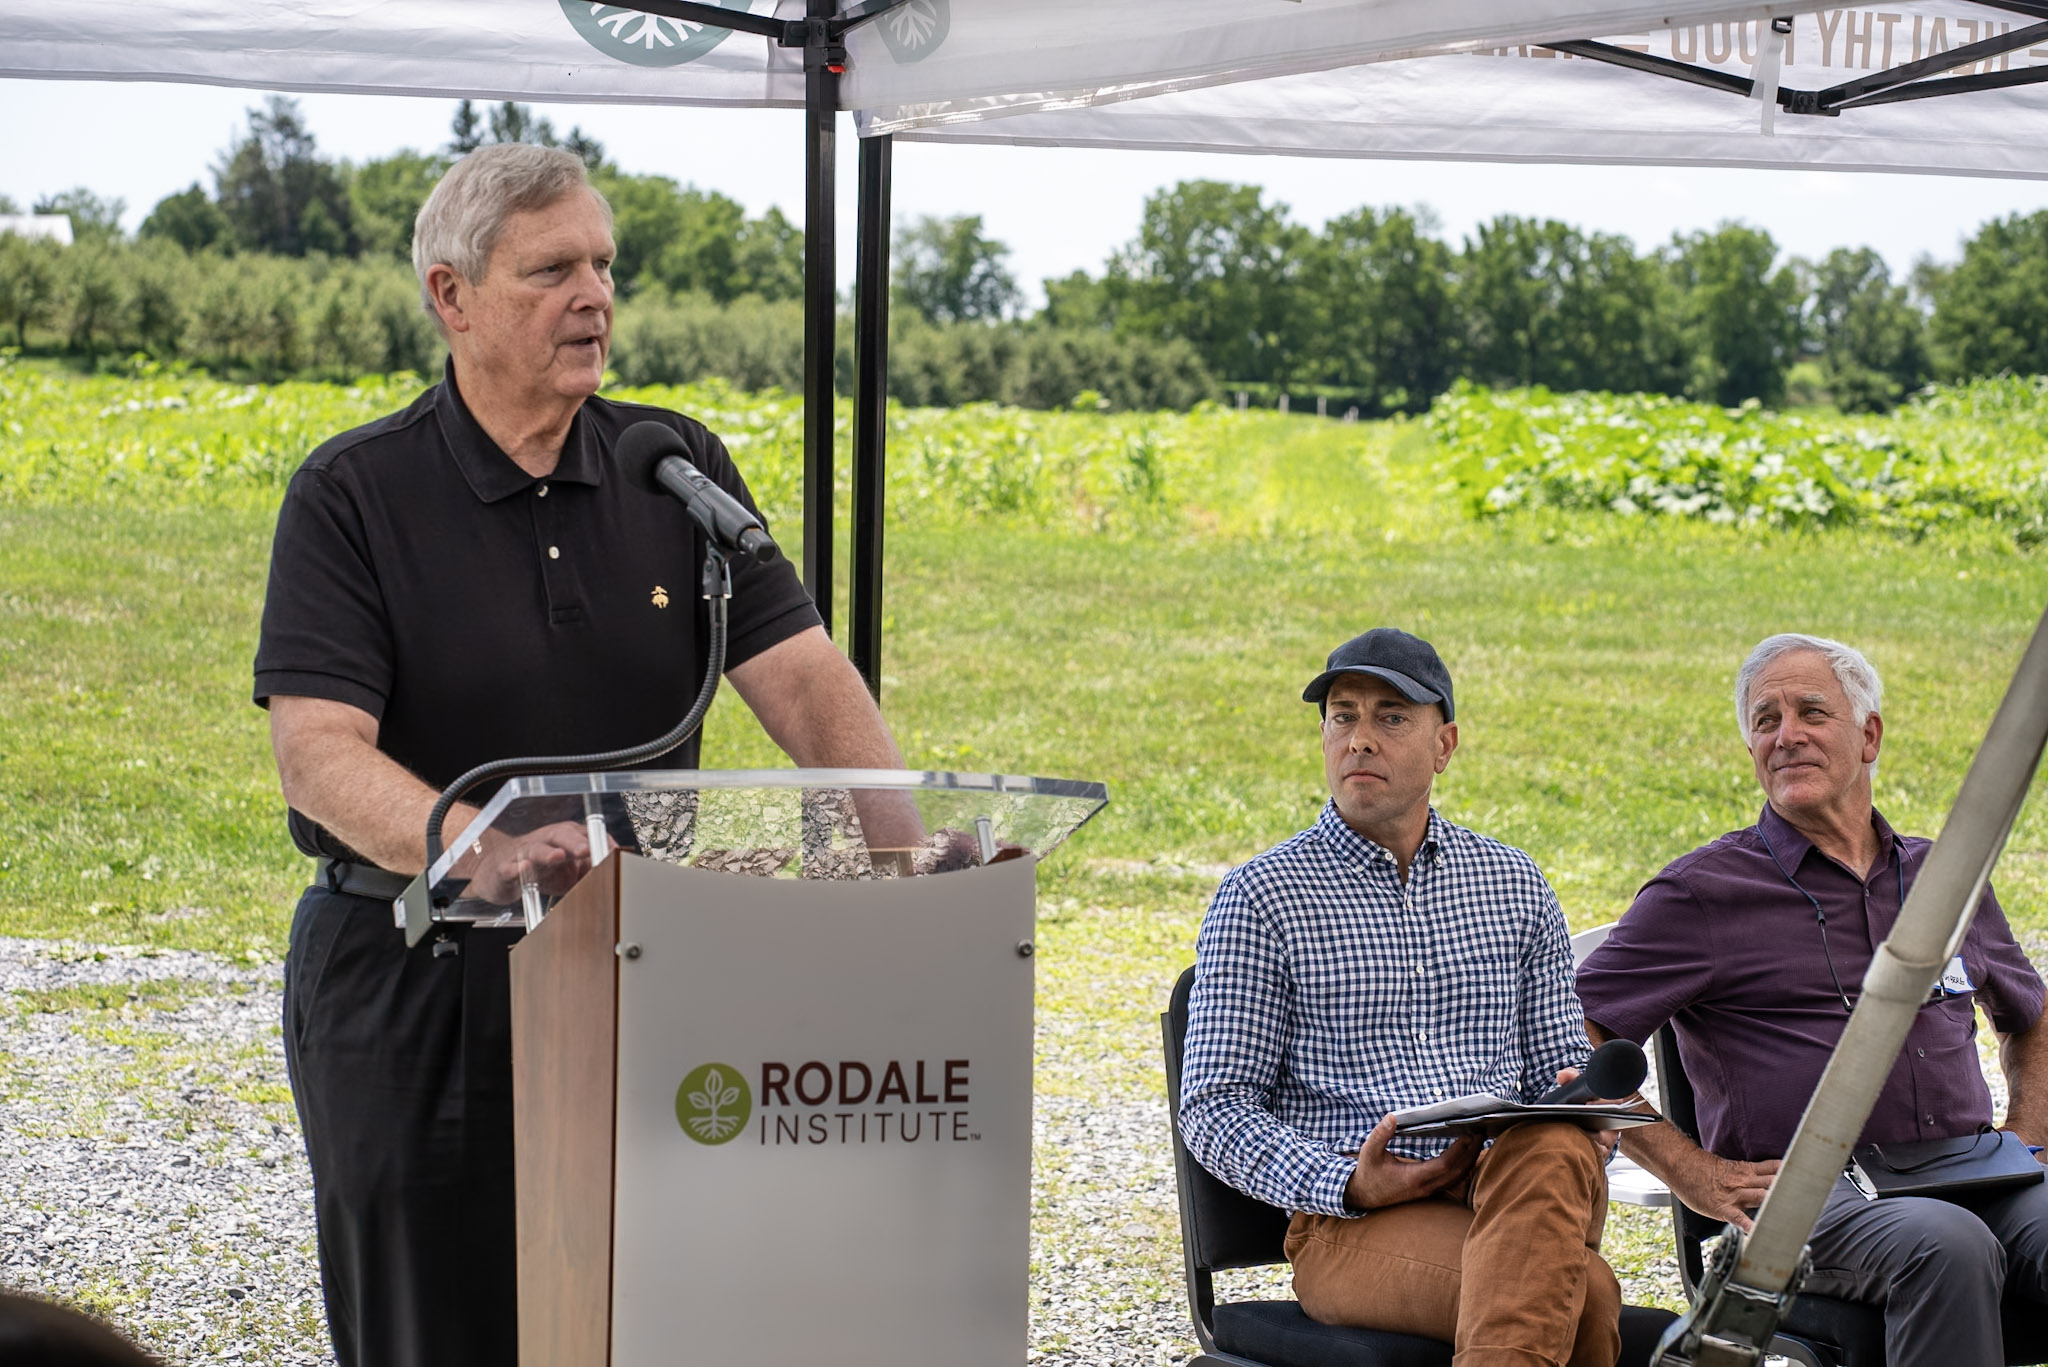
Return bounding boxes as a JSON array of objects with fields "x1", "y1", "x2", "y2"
[{"x1": 1941, "y1": 955, "x2": 1975, "y2": 996}]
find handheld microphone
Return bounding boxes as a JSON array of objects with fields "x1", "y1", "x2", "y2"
[
  {"x1": 1536, "y1": 1038, "x2": 1647, "y2": 1105},
  {"x1": 617, "y1": 421, "x2": 780, "y2": 564}
]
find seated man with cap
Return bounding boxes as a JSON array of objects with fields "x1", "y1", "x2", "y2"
[{"x1": 1179, "y1": 628, "x2": 1624, "y2": 1367}]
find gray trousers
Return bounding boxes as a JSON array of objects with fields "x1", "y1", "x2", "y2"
[{"x1": 1805, "y1": 1174, "x2": 2048, "y2": 1367}]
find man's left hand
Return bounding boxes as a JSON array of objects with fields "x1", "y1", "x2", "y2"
[
  {"x1": 1555, "y1": 1066, "x2": 1619, "y2": 1160},
  {"x1": 460, "y1": 820, "x2": 592, "y2": 905}
]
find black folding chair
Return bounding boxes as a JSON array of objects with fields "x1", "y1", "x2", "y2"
[
  {"x1": 1163, "y1": 966, "x2": 1678, "y2": 1367},
  {"x1": 1651, "y1": 1027, "x2": 2048, "y2": 1367}
]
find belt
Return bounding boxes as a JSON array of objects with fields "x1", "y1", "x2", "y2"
[{"x1": 317, "y1": 857, "x2": 413, "y2": 902}]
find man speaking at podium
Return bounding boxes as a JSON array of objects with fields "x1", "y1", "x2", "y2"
[
  {"x1": 251, "y1": 144, "x2": 903, "y2": 1367},
  {"x1": 1180, "y1": 629, "x2": 1624, "y2": 1367}
]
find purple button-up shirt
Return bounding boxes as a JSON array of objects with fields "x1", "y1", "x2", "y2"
[{"x1": 1576, "y1": 804, "x2": 2044, "y2": 1163}]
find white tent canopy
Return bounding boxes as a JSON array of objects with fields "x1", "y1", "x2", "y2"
[
  {"x1": 836, "y1": 0, "x2": 1812, "y2": 112},
  {"x1": 7, "y1": 1, "x2": 2048, "y2": 176},
  {"x1": 0, "y1": 0, "x2": 810, "y2": 107},
  {"x1": 872, "y1": 5, "x2": 2048, "y2": 180}
]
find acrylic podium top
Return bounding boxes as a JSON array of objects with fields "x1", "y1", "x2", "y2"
[{"x1": 415, "y1": 769, "x2": 1109, "y2": 927}]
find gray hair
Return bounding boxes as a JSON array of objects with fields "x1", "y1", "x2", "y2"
[
  {"x1": 412, "y1": 143, "x2": 611, "y2": 318},
  {"x1": 1734, "y1": 633, "x2": 1884, "y2": 739}
]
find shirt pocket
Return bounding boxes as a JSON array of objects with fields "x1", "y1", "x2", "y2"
[
  {"x1": 1930, "y1": 989, "x2": 1979, "y2": 1031},
  {"x1": 1437, "y1": 943, "x2": 1521, "y2": 1028},
  {"x1": 1431, "y1": 925, "x2": 1528, "y2": 1075}
]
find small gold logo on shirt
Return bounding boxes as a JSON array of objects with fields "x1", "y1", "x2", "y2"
[{"x1": 651, "y1": 585, "x2": 670, "y2": 609}]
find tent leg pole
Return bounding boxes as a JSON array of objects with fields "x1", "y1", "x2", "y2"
[
  {"x1": 802, "y1": 3, "x2": 837, "y2": 633},
  {"x1": 851, "y1": 134, "x2": 892, "y2": 700}
]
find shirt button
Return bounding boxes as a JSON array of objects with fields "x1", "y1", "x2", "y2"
[
  {"x1": 1917, "y1": 1048, "x2": 1926, "y2": 1058},
  {"x1": 537, "y1": 484, "x2": 549, "y2": 498},
  {"x1": 1413, "y1": 965, "x2": 1424, "y2": 975},
  {"x1": 1927, "y1": 1116, "x2": 1936, "y2": 1125},
  {"x1": 1416, "y1": 1031, "x2": 1427, "y2": 1043},
  {"x1": 548, "y1": 546, "x2": 561, "y2": 560}
]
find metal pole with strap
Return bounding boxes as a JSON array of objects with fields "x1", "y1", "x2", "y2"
[
  {"x1": 618, "y1": 1, "x2": 919, "y2": 648},
  {"x1": 801, "y1": 0, "x2": 842, "y2": 633},
  {"x1": 850, "y1": 132, "x2": 893, "y2": 698}
]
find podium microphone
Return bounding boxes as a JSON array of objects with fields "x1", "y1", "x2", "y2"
[
  {"x1": 618, "y1": 421, "x2": 780, "y2": 564},
  {"x1": 1536, "y1": 1038, "x2": 1648, "y2": 1105}
]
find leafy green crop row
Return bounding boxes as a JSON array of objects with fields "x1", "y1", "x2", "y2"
[
  {"x1": 0, "y1": 357, "x2": 1310, "y2": 538},
  {"x1": 12, "y1": 358, "x2": 2048, "y2": 548},
  {"x1": 1428, "y1": 377, "x2": 2048, "y2": 543},
  {"x1": 0, "y1": 360, "x2": 426, "y2": 509},
  {"x1": 672, "y1": 379, "x2": 1263, "y2": 534}
]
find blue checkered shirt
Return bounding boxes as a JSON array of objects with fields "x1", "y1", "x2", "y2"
[{"x1": 1179, "y1": 803, "x2": 1590, "y2": 1217}]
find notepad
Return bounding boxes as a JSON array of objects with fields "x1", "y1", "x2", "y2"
[{"x1": 1390, "y1": 1095, "x2": 1661, "y2": 1138}]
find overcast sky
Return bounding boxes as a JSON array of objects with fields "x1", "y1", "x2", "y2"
[{"x1": 8, "y1": 78, "x2": 2048, "y2": 305}]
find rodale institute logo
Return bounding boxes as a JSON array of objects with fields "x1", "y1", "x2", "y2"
[
  {"x1": 876, "y1": 0, "x2": 949, "y2": 63},
  {"x1": 676, "y1": 1057, "x2": 978, "y2": 1148},
  {"x1": 558, "y1": 0, "x2": 757, "y2": 68},
  {"x1": 675, "y1": 1062, "x2": 752, "y2": 1145}
]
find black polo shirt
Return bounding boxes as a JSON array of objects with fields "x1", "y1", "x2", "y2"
[{"x1": 253, "y1": 363, "x2": 820, "y2": 862}]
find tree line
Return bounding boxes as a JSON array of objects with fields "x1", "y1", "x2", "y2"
[
  {"x1": 1047, "y1": 180, "x2": 2048, "y2": 415},
  {"x1": 5, "y1": 97, "x2": 2046, "y2": 414}
]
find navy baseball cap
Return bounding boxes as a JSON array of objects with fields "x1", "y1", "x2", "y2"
[{"x1": 1302, "y1": 628, "x2": 1455, "y2": 721}]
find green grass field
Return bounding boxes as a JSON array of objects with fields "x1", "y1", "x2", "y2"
[
  {"x1": 6, "y1": 386, "x2": 2046, "y2": 1103},
  {"x1": 4, "y1": 389, "x2": 2044, "y2": 956},
  {"x1": 3, "y1": 367, "x2": 2046, "y2": 1326}
]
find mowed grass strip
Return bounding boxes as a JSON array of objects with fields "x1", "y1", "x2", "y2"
[
  {"x1": 1, "y1": 505, "x2": 295, "y2": 957},
  {"x1": 3, "y1": 417, "x2": 2042, "y2": 972}
]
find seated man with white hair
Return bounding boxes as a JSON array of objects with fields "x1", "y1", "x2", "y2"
[{"x1": 1576, "y1": 633, "x2": 2048, "y2": 1367}]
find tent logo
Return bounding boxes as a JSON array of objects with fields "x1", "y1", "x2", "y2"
[
  {"x1": 676, "y1": 1062, "x2": 752, "y2": 1144},
  {"x1": 876, "y1": 0, "x2": 948, "y2": 63},
  {"x1": 559, "y1": 0, "x2": 756, "y2": 68}
]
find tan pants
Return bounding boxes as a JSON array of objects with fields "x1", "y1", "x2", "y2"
[{"x1": 1284, "y1": 1122, "x2": 1622, "y2": 1367}]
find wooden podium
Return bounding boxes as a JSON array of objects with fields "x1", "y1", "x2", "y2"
[
  {"x1": 407, "y1": 771, "x2": 1106, "y2": 1367},
  {"x1": 509, "y1": 854, "x2": 621, "y2": 1367}
]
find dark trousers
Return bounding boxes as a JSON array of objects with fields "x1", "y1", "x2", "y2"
[
  {"x1": 281, "y1": 886, "x2": 521, "y2": 1367},
  {"x1": 1806, "y1": 1173, "x2": 2048, "y2": 1367}
]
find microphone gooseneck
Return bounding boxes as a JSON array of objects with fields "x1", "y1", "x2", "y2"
[
  {"x1": 1536, "y1": 1038, "x2": 1649, "y2": 1105},
  {"x1": 413, "y1": 423, "x2": 780, "y2": 912},
  {"x1": 420, "y1": 589, "x2": 730, "y2": 900},
  {"x1": 417, "y1": 431, "x2": 754, "y2": 898}
]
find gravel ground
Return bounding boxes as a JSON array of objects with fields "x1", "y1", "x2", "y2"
[
  {"x1": 0, "y1": 935, "x2": 1690, "y2": 1365},
  {"x1": 0, "y1": 938, "x2": 325, "y2": 1363},
  {"x1": 0, "y1": 935, "x2": 1227, "y2": 1364}
]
